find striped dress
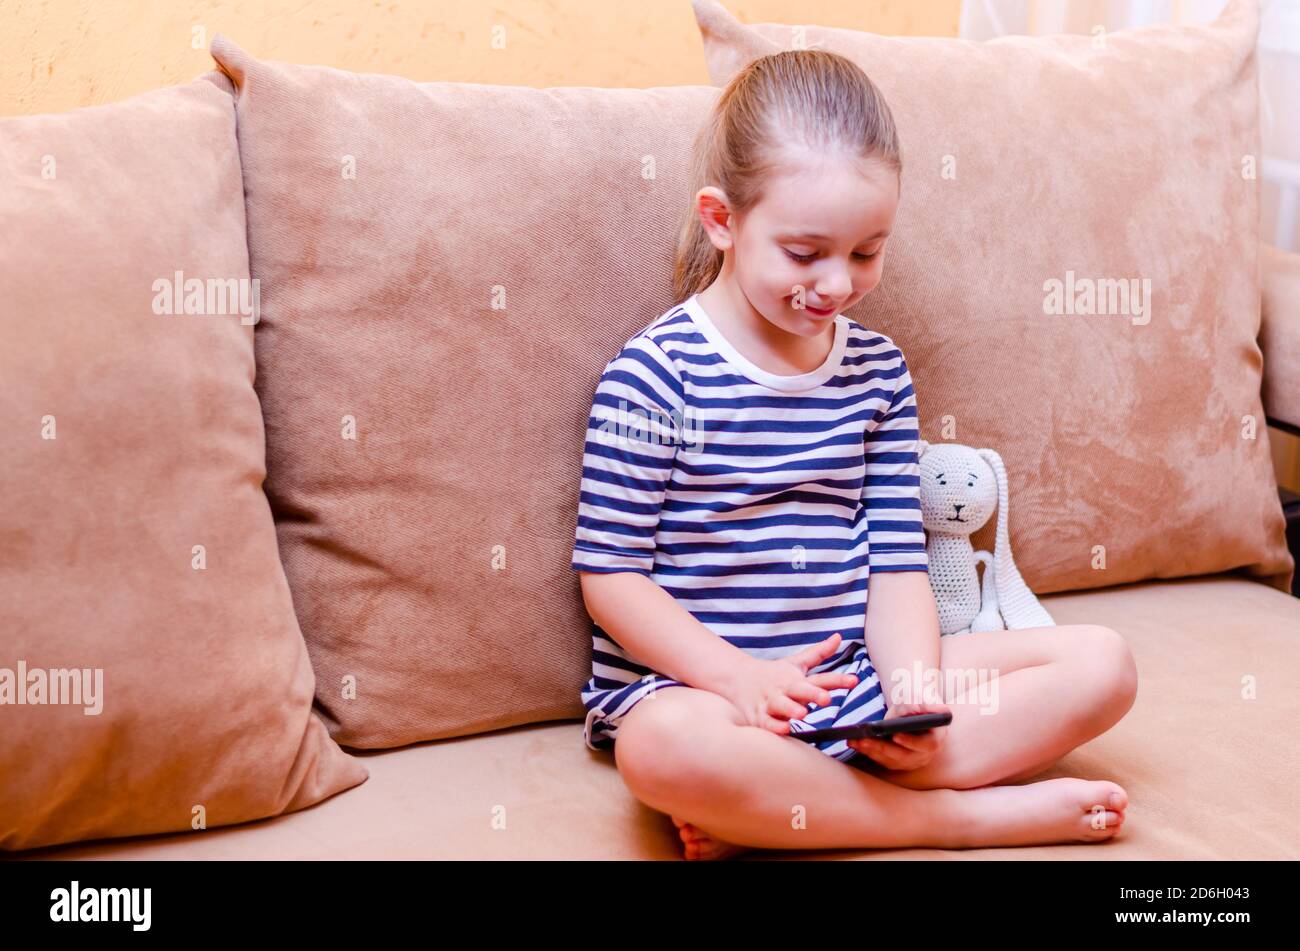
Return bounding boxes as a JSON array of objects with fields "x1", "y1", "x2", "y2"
[{"x1": 571, "y1": 292, "x2": 929, "y2": 763}]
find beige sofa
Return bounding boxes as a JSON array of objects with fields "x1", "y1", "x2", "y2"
[
  {"x1": 13, "y1": 570, "x2": 1300, "y2": 860},
  {"x1": 5, "y1": 3, "x2": 1300, "y2": 860}
]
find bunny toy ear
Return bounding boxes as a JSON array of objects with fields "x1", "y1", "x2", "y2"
[
  {"x1": 975, "y1": 448, "x2": 1055, "y2": 629},
  {"x1": 916, "y1": 437, "x2": 930, "y2": 456}
]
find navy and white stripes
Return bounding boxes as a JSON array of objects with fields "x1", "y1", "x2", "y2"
[{"x1": 572, "y1": 293, "x2": 928, "y2": 751}]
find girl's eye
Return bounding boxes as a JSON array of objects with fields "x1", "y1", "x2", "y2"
[{"x1": 783, "y1": 249, "x2": 880, "y2": 264}]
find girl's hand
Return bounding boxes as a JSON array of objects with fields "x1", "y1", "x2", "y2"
[
  {"x1": 848, "y1": 700, "x2": 950, "y2": 772},
  {"x1": 719, "y1": 632, "x2": 859, "y2": 734}
]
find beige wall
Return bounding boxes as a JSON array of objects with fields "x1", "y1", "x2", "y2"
[
  {"x1": 2, "y1": 0, "x2": 959, "y2": 117},
  {"x1": 6, "y1": 0, "x2": 1297, "y2": 490}
]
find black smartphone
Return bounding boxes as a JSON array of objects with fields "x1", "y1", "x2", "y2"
[{"x1": 788, "y1": 711, "x2": 952, "y2": 744}]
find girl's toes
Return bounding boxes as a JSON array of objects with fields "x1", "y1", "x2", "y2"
[
  {"x1": 1082, "y1": 808, "x2": 1122, "y2": 837},
  {"x1": 1087, "y1": 782, "x2": 1127, "y2": 812},
  {"x1": 1078, "y1": 781, "x2": 1127, "y2": 818}
]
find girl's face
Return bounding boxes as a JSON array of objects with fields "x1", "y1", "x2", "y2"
[{"x1": 700, "y1": 154, "x2": 899, "y2": 339}]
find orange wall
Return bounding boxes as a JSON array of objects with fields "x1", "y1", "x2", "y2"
[{"x1": 1, "y1": 0, "x2": 960, "y2": 116}]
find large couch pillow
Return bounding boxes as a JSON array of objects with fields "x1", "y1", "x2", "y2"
[
  {"x1": 208, "y1": 36, "x2": 720, "y2": 749},
  {"x1": 0, "y1": 73, "x2": 367, "y2": 850},
  {"x1": 692, "y1": 0, "x2": 1294, "y2": 596}
]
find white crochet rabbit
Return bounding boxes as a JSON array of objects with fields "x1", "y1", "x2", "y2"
[{"x1": 915, "y1": 440, "x2": 1055, "y2": 636}]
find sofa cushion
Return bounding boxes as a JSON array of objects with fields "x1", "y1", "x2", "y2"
[
  {"x1": 690, "y1": 0, "x2": 1294, "y2": 597},
  {"x1": 14, "y1": 576, "x2": 1299, "y2": 859},
  {"x1": 0, "y1": 73, "x2": 367, "y2": 851},
  {"x1": 207, "y1": 35, "x2": 721, "y2": 749}
]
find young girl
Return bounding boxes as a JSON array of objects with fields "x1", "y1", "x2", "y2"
[{"x1": 571, "y1": 51, "x2": 1137, "y2": 860}]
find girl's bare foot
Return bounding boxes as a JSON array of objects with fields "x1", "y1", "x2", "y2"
[
  {"x1": 954, "y1": 778, "x2": 1129, "y2": 848},
  {"x1": 670, "y1": 815, "x2": 750, "y2": 861},
  {"x1": 669, "y1": 778, "x2": 1127, "y2": 856}
]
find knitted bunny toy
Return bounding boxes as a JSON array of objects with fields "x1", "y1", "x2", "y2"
[{"x1": 916, "y1": 439, "x2": 1055, "y2": 636}]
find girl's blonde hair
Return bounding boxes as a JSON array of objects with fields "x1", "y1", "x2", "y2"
[{"x1": 672, "y1": 50, "x2": 902, "y2": 304}]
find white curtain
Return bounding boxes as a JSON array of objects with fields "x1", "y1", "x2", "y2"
[{"x1": 959, "y1": 0, "x2": 1300, "y2": 251}]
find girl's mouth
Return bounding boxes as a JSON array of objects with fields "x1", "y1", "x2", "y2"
[{"x1": 804, "y1": 304, "x2": 835, "y2": 317}]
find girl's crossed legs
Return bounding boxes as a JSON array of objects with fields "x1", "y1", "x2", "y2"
[{"x1": 612, "y1": 623, "x2": 1138, "y2": 857}]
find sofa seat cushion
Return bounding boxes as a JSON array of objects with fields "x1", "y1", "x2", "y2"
[{"x1": 14, "y1": 576, "x2": 1299, "y2": 860}]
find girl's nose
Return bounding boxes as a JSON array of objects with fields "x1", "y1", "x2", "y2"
[
  {"x1": 817, "y1": 269, "x2": 853, "y2": 300},
  {"x1": 817, "y1": 279, "x2": 852, "y2": 303}
]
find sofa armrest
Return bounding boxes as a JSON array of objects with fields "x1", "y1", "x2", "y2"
[{"x1": 1262, "y1": 242, "x2": 1300, "y2": 435}]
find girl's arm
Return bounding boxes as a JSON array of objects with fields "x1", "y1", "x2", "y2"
[
  {"x1": 859, "y1": 343, "x2": 937, "y2": 710},
  {"x1": 579, "y1": 570, "x2": 755, "y2": 697},
  {"x1": 862, "y1": 569, "x2": 943, "y2": 709}
]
